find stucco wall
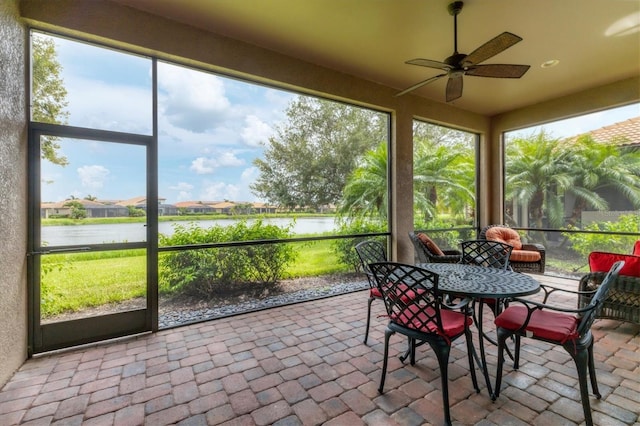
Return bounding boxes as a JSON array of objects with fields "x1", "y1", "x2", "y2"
[{"x1": 0, "y1": 0, "x2": 28, "y2": 388}]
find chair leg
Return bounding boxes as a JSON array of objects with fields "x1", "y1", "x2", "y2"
[
  {"x1": 364, "y1": 297, "x2": 374, "y2": 344},
  {"x1": 566, "y1": 344, "x2": 595, "y2": 426},
  {"x1": 399, "y1": 337, "x2": 411, "y2": 363},
  {"x1": 464, "y1": 328, "x2": 480, "y2": 393},
  {"x1": 378, "y1": 328, "x2": 395, "y2": 394},
  {"x1": 586, "y1": 338, "x2": 601, "y2": 399},
  {"x1": 513, "y1": 334, "x2": 521, "y2": 370},
  {"x1": 410, "y1": 337, "x2": 417, "y2": 366},
  {"x1": 430, "y1": 340, "x2": 453, "y2": 426},
  {"x1": 493, "y1": 328, "x2": 512, "y2": 400}
]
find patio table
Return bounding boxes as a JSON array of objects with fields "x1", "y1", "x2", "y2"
[{"x1": 418, "y1": 262, "x2": 540, "y2": 396}]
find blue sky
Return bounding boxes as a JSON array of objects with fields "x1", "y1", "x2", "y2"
[
  {"x1": 39, "y1": 33, "x2": 295, "y2": 204},
  {"x1": 37, "y1": 32, "x2": 639, "y2": 205},
  {"x1": 507, "y1": 103, "x2": 640, "y2": 140}
]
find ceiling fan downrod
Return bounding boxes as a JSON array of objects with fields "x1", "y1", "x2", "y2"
[{"x1": 448, "y1": 1, "x2": 464, "y2": 55}]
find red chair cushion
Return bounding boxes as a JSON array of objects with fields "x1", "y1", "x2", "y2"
[
  {"x1": 370, "y1": 287, "x2": 382, "y2": 298},
  {"x1": 495, "y1": 305, "x2": 579, "y2": 343},
  {"x1": 633, "y1": 240, "x2": 640, "y2": 256},
  {"x1": 588, "y1": 251, "x2": 640, "y2": 277},
  {"x1": 417, "y1": 233, "x2": 445, "y2": 256},
  {"x1": 392, "y1": 304, "x2": 472, "y2": 337},
  {"x1": 485, "y1": 226, "x2": 522, "y2": 250},
  {"x1": 510, "y1": 249, "x2": 542, "y2": 262}
]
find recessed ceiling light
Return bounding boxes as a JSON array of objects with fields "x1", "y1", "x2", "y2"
[{"x1": 541, "y1": 59, "x2": 560, "y2": 68}]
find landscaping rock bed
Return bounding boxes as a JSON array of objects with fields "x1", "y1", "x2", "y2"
[{"x1": 159, "y1": 273, "x2": 368, "y2": 328}]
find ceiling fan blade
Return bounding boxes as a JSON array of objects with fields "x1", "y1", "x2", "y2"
[
  {"x1": 446, "y1": 75, "x2": 463, "y2": 102},
  {"x1": 466, "y1": 64, "x2": 530, "y2": 78},
  {"x1": 395, "y1": 73, "x2": 447, "y2": 97},
  {"x1": 406, "y1": 58, "x2": 452, "y2": 71},
  {"x1": 462, "y1": 32, "x2": 523, "y2": 66}
]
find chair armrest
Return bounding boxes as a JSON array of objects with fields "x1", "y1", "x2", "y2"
[
  {"x1": 509, "y1": 296, "x2": 594, "y2": 315},
  {"x1": 442, "y1": 296, "x2": 473, "y2": 311},
  {"x1": 504, "y1": 282, "x2": 593, "y2": 310},
  {"x1": 442, "y1": 249, "x2": 462, "y2": 256},
  {"x1": 522, "y1": 243, "x2": 545, "y2": 253},
  {"x1": 540, "y1": 283, "x2": 594, "y2": 297}
]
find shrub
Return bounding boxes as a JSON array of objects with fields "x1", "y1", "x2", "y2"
[
  {"x1": 332, "y1": 219, "x2": 387, "y2": 272},
  {"x1": 563, "y1": 213, "x2": 640, "y2": 258},
  {"x1": 159, "y1": 220, "x2": 297, "y2": 298}
]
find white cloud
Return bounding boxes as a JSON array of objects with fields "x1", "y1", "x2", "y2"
[
  {"x1": 66, "y1": 78, "x2": 152, "y2": 134},
  {"x1": 190, "y1": 158, "x2": 214, "y2": 174},
  {"x1": 77, "y1": 165, "x2": 110, "y2": 189},
  {"x1": 158, "y1": 63, "x2": 231, "y2": 132},
  {"x1": 200, "y1": 181, "x2": 240, "y2": 201},
  {"x1": 190, "y1": 152, "x2": 245, "y2": 174},
  {"x1": 169, "y1": 182, "x2": 194, "y2": 201},
  {"x1": 240, "y1": 166, "x2": 260, "y2": 184},
  {"x1": 169, "y1": 182, "x2": 194, "y2": 191},
  {"x1": 241, "y1": 115, "x2": 273, "y2": 147},
  {"x1": 176, "y1": 191, "x2": 192, "y2": 201}
]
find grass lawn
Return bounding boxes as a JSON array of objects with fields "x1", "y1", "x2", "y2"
[{"x1": 40, "y1": 239, "x2": 350, "y2": 317}]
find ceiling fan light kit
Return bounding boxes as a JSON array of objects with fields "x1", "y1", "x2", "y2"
[{"x1": 397, "y1": 1, "x2": 531, "y2": 101}]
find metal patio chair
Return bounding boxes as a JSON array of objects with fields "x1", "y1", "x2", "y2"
[
  {"x1": 354, "y1": 240, "x2": 387, "y2": 344},
  {"x1": 493, "y1": 261, "x2": 625, "y2": 426},
  {"x1": 369, "y1": 261, "x2": 479, "y2": 426}
]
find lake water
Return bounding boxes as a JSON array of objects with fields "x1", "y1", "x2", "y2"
[{"x1": 41, "y1": 217, "x2": 338, "y2": 246}]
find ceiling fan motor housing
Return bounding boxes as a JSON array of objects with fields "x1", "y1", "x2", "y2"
[{"x1": 445, "y1": 53, "x2": 467, "y2": 68}]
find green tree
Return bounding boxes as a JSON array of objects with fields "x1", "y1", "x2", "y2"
[
  {"x1": 337, "y1": 123, "x2": 476, "y2": 225},
  {"x1": 32, "y1": 33, "x2": 69, "y2": 166},
  {"x1": 127, "y1": 205, "x2": 146, "y2": 217},
  {"x1": 565, "y1": 134, "x2": 640, "y2": 226},
  {"x1": 338, "y1": 142, "x2": 388, "y2": 220},
  {"x1": 413, "y1": 138, "x2": 475, "y2": 224},
  {"x1": 251, "y1": 97, "x2": 387, "y2": 210},
  {"x1": 63, "y1": 200, "x2": 86, "y2": 219},
  {"x1": 506, "y1": 130, "x2": 640, "y2": 236},
  {"x1": 505, "y1": 130, "x2": 574, "y2": 230},
  {"x1": 231, "y1": 202, "x2": 253, "y2": 215}
]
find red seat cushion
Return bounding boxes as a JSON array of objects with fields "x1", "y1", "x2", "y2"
[
  {"x1": 485, "y1": 226, "x2": 522, "y2": 250},
  {"x1": 370, "y1": 287, "x2": 382, "y2": 298},
  {"x1": 417, "y1": 233, "x2": 445, "y2": 256},
  {"x1": 588, "y1": 251, "x2": 640, "y2": 277},
  {"x1": 633, "y1": 240, "x2": 640, "y2": 256},
  {"x1": 495, "y1": 305, "x2": 579, "y2": 343},
  {"x1": 392, "y1": 304, "x2": 472, "y2": 337}
]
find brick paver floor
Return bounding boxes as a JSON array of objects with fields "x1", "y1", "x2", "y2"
[{"x1": 1, "y1": 275, "x2": 638, "y2": 425}]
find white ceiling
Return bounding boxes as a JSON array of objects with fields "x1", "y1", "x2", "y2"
[{"x1": 113, "y1": 0, "x2": 640, "y2": 116}]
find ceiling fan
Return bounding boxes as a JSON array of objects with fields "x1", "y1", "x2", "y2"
[{"x1": 396, "y1": 1, "x2": 530, "y2": 101}]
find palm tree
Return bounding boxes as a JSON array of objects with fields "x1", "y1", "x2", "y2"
[
  {"x1": 505, "y1": 131, "x2": 575, "y2": 231},
  {"x1": 338, "y1": 137, "x2": 475, "y2": 226},
  {"x1": 506, "y1": 130, "x2": 640, "y2": 237},
  {"x1": 413, "y1": 139, "x2": 475, "y2": 225},
  {"x1": 565, "y1": 134, "x2": 640, "y2": 226},
  {"x1": 338, "y1": 142, "x2": 388, "y2": 220}
]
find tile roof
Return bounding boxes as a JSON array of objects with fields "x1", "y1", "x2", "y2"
[{"x1": 585, "y1": 116, "x2": 640, "y2": 145}]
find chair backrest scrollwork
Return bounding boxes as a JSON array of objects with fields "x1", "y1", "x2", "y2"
[
  {"x1": 460, "y1": 239, "x2": 513, "y2": 270},
  {"x1": 354, "y1": 240, "x2": 387, "y2": 289}
]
